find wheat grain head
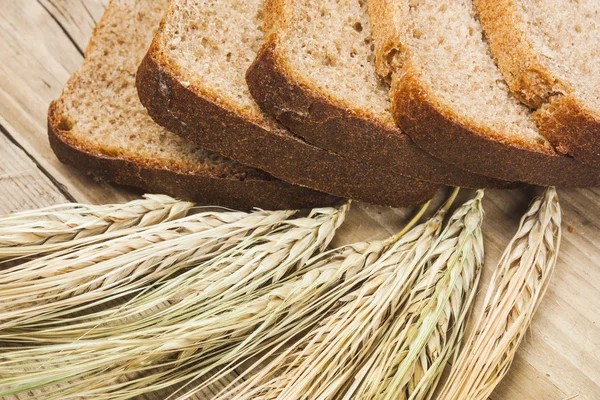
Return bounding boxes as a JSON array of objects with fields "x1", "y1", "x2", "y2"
[
  {"x1": 344, "y1": 190, "x2": 485, "y2": 400},
  {"x1": 437, "y1": 187, "x2": 561, "y2": 400},
  {"x1": 0, "y1": 209, "x2": 295, "y2": 332},
  {"x1": 0, "y1": 194, "x2": 193, "y2": 258},
  {"x1": 216, "y1": 197, "x2": 455, "y2": 400}
]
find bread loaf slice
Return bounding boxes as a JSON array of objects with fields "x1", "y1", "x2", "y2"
[
  {"x1": 474, "y1": 0, "x2": 600, "y2": 168},
  {"x1": 247, "y1": 0, "x2": 510, "y2": 189},
  {"x1": 49, "y1": 0, "x2": 338, "y2": 210},
  {"x1": 368, "y1": 0, "x2": 600, "y2": 187},
  {"x1": 136, "y1": 0, "x2": 440, "y2": 208}
]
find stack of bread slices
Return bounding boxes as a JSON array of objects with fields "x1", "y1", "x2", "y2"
[{"x1": 49, "y1": 0, "x2": 600, "y2": 209}]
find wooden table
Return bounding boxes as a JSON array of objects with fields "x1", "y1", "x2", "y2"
[{"x1": 0, "y1": 1, "x2": 598, "y2": 399}]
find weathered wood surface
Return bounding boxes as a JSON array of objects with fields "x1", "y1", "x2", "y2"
[
  {"x1": 0, "y1": 1, "x2": 598, "y2": 399},
  {"x1": 0, "y1": 0, "x2": 133, "y2": 205}
]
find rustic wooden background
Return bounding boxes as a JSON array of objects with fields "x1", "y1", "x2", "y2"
[{"x1": 0, "y1": 1, "x2": 598, "y2": 399}]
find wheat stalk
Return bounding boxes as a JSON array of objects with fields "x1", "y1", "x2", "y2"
[
  {"x1": 10, "y1": 199, "x2": 428, "y2": 400},
  {"x1": 0, "y1": 208, "x2": 295, "y2": 332},
  {"x1": 8, "y1": 242, "x2": 388, "y2": 400},
  {"x1": 342, "y1": 190, "x2": 485, "y2": 400},
  {"x1": 211, "y1": 190, "x2": 464, "y2": 400},
  {"x1": 437, "y1": 187, "x2": 561, "y2": 400},
  {"x1": 0, "y1": 203, "x2": 351, "y2": 398},
  {"x1": 0, "y1": 203, "x2": 351, "y2": 397},
  {"x1": 0, "y1": 203, "x2": 349, "y2": 343},
  {"x1": 0, "y1": 199, "x2": 443, "y2": 400},
  {"x1": 223, "y1": 207, "x2": 451, "y2": 400},
  {"x1": 0, "y1": 194, "x2": 193, "y2": 258},
  {"x1": 162, "y1": 200, "x2": 434, "y2": 400}
]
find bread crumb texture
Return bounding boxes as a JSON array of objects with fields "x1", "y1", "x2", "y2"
[
  {"x1": 163, "y1": 0, "x2": 267, "y2": 119},
  {"x1": 522, "y1": 0, "x2": 600, "y2": 110},
  {"x1": 55, "y1": 0, "x2": 251, "y2": 179},
  {"x1": 280, "y1": 0, "x2": 395, "y2": 126},
  {"x1": 405, "y1": 0, "x2": 551, "y2": 149}
]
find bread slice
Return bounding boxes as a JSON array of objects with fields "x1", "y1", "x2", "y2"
[
  {"x1": 247, "y1": 0, "x2": 511, "y2": 189},
  {"x1": 474, "y1": 0, "x2": 600, "y2": 168},
  {"x1": 135, "y1": 0, "x2": 440, "y2": 208},
  {"x1": 48, "y1": 0, "x2": 338, "y2": 210},
  {"x1": 368, "y1": 0, "x2": 600, "y2": 187}
]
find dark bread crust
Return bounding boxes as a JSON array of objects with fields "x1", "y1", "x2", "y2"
[
  {"x1": 392, "y1": 66, "x2": 600, "y2": 187},
  {"x1": 48, "y1": 102, "x2": 339, "y2": 210},
  {"x1": 135, "y1": 44, "x2": 439, "y2": 208},
  {"x1": 247, "y1": 38, "x2": 513, "y2": 189},
  {"x1": 535, "y1": 95, "x2": 600, "y2": 169}
]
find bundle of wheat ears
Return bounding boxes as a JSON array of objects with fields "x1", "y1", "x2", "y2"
[
  {"x1": 0, "y1": 194, "x2": 193, "y2": 258},
  {"x1": 0, "y1": 188, "x2": 562, "y2": 399},
  {"x1": 438, "y1": 187, "x2": 561, "y2": 400}
]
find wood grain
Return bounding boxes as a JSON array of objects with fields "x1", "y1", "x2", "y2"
[
  {"x1": 0, "y1": 1, "x2": 599, "y2": 399},
  {"x1": 0, "y1": 132, "x2": 68, "y2": 213},
  {"x1": 38, "y1": 0, "x2": 106, "y2": 52},
  {"x1": 0, "y1": 0, "x2": 135, "y2": 205}
]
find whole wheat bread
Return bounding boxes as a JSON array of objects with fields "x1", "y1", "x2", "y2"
[
  {"x1": 247, "y1": 0, "x2": 510, "y2": 189},
  {"x1": 368, "y1": 0, "x2": 600, "y2": 187},
  {"x1": 48, "y1": 0, "x2": 338, "y2": 210},
  {"x1": 474, "y1": 0, "x2": 600, "y2": 168},
  {"x1": 136, "y1": 0, "x2": 440, "y2": 208}
]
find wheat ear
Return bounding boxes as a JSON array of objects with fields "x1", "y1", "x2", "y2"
[
  {"x1": 33, "y1": 200, "x2": 427, "y2": 400},
  {"x1": 0, "y1": 194, "x2": 193, "y2": 258},
  {"x1": 1, "y1": 203, "x2": 349, "y2": 342},
  {"x1": 214, "y1": 192, "x2": 459, "y2": 400},
  {"x1": 15, "y1": 242, "x2": 388, "y2": 400},
  {"x1": 0, "y1": 209, "x2": 295, "y2": 332},
  {"x1": 437, "y1": 187, "x2": 561, "y2": 400},
  {"x1": 0, "y1": 204, "x2": 351, "y2": 398},
  {"x1": 343, "y1": 190, "x2": 485, "y2": 400}
]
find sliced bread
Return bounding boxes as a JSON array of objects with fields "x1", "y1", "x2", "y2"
[
  {"x1": 248, "y1": 0, "x2": 509, "y2": 189},
  {"x1": 48, "y1": 0, "x2": 338, "y2": 210},
  {"x1": 136, "y1": 0, "x2": 439, "y2": 208},
  {"x1": 368, "y1": 0, "x2": 600, "y2": 187},
  {"x1": 474, "y1": 0, "x2": 600, "y2": 168}
]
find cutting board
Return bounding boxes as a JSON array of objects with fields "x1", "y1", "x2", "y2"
[{"x1": 0, "y1": 1, "x2": 598, "y2": 399}]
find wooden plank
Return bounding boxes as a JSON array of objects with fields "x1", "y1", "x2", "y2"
[
  {"x1": 38, "y1": 0, "x2": 107, "y2": 51},
  {"x1": 0, "y1": 0, "x2": 134, "y2": 205},
  {"x1": 0, "y1": 133, "x2": 68, "y2": 213}
]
